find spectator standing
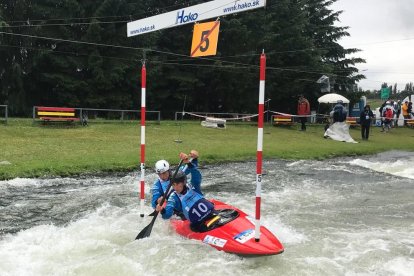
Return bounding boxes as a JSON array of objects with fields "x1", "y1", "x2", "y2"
[
  {"x1": 332, "y1": 100, "x2": 347, "y2": 123},
  {"x1": 359, "y1": 105, "x2": 374, "y2": 140},
  {"x1": 395, "y1": 100, "x2": 401, "y2": 127},
  {"x1": 297, "y1": 95, "x2": 310, "y2": 131},
  {"x1": 402, "y1": 101, "x2": 409, "y2": 126},
  {"x1": 381, "y1": 103, "x2": 394, "y2": 133},
  {"x1": 390, "y1": 100, "x2": 396, "y2": 128},
  {"x1": 379, "y1": 100, "x2": 387, "y2": 128}
]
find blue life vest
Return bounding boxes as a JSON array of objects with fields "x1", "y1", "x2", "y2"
[{"x1": 176, "y1": 189, "x2": 214, "y2": 223}]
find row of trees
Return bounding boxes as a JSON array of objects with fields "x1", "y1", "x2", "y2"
[
  {"x1": 1, "y1": 0, "x2": 365, "y2": 117},
  {"x1": 364, "y1": 82, "x2": 414, "y2": 101}
]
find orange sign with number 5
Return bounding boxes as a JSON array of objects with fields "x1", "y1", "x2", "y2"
[{"x1": 191, "y1": 21, "x2": 220, "y2": 57}]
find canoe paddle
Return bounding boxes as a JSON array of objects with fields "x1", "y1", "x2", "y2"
[{"x1": 135, "y1": 159, "x2": 184, "y2": 240}]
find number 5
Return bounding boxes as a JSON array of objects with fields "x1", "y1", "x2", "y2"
[{"x1": 200, "y1": 30, "x2": 210, "y2": 52}]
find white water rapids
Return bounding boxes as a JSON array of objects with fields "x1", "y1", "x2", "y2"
[{"x1": 0, "y1": 151, "x2": 413, "y2": 275}]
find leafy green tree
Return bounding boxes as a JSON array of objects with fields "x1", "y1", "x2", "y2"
[
  {"x1": 0, "y1": 8, "x2": 7, "y2": 104},
  {"x1": 26, "y1": 0, "x2": 151, "y2": 110},
  {"x1": 306, "y1": 0, "x2": 365, "y2": 94},
  {"x1": 0, "y1": 0, "x2": 33, "y2": 115},
  {"x1": 0, "y1": 0, "x2": 367, "y2": 117}
]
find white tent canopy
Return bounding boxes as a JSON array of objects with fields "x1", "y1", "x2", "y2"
[{"x1": 317, "y1": 93, "x2": 350, "y2": 104}]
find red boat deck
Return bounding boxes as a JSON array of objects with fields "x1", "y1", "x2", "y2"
[{"x1": 170, "y1": 199, "x2": 284, "y2": 256}]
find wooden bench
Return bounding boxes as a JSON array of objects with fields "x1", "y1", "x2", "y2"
[
  {"x1": 407, "y1": 119, "x2": 414, "y2": 127},
  {"x1": 346, "y1": 117, "x2": 358, "y2": 127},
  {"x1": 37, "y1": 107, "x2": 80, "y2": 123},
  {"x1": 272, "y1": 115, "x2": 294, "y2": 126}
]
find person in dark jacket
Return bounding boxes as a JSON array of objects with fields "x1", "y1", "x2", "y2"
[
  {"x1": 360, "y1": 105, "x2": 374, "y2": 140},
  {"x1": 332, "y1": 100, "x2": 347, "y2": 123},
  {"x1": 379, "y1": 100, "x2": 387, "y2": 127}
]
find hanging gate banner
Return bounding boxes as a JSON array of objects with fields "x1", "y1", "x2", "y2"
[
  {"x1": 191, "y1": 21, "x2": 220, "y2": 57},
  {"x1": 127, "y1": 0, "x2": 266, "y2": 37}
]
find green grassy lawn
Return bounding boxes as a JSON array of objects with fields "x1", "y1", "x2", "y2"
[{"x1": 0, "y1": 118, "x2": 413, "y2": 179}]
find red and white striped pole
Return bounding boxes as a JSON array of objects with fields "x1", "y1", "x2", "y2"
[
  {"x1": 139, "y1": 61, "x2": 146, "y2": 217},
  {"x1": 255, "y1": 51, "x2": 266, "y2": 242}
]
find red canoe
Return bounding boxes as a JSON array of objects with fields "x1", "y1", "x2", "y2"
[{"x1": 170, "y1": 199, "x2": 284, "y2": 256}]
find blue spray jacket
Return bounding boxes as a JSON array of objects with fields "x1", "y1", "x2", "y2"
[
  {"x1": 150, "y1": 158, "x2": 201, "y2": 209},
  {"x1": 164, "y1": 189, "x2": 213, "y2": 223},
  {"x1": 150, "y1": 179, "x2": 170, "y2": 209},
  {"x1": 160, "y1": 163, "x2": 203, "y2": 220}
]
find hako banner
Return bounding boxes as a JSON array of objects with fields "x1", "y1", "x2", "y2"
[{"x1": 127, "y1": 0, "x2": 266, "y2": 37}]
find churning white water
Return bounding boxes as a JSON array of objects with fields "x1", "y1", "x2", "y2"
[
  {"x1": 0, "y1": 151, "x2": 413, "y2": 275},
  {"x1": 350, "y1": 151, "x2": 414, "y2": 179}
]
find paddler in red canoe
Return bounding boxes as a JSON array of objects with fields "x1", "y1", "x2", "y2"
[
  {"x1": 151, "y1": 150, "x2": 201, "y2": 210},
  {"x1": 156, "y1": 156, "x2": 219, "y2": 233}
]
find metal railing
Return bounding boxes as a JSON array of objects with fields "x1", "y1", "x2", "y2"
[
  {"x1": 0, "y1": 105, "x2": 8, "y2": 124},
  {"x1": 77, "y1": 108, "x2": 161, "y2": 124},
  {"x1": 32, "y1": 106, "x2": 161, "y2": 124}
]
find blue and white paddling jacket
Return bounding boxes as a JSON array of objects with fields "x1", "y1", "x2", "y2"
[
  {"x1": 162, "y1": 188, "x2": 214, "y2": 223},
  {"x1": 151, "y1": 159, "x2": 201, "y2": 209}
]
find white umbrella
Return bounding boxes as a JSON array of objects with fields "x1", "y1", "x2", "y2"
[{"x1": 317, "y1": 93, "x2": 350, "y2": 104}]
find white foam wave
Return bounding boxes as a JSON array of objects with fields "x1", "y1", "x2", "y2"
[
  {"x1": 263, "y1": 215, "x2": 307, "y2": 245},
  {"x1": 0, "y1": 178, "x2": 41, "y2": 187},
  {"x1": 0, "y1": 203, "x2": 171, "y2": 276},
  {"x1": 350, "y1": 158, "x2": 414, "y2": 179},
  {"x1": 286, "y1": 160, "x2": 306, "y2": 167},
  {"x1": 216, "y1": 191, "x2": 307, "y2": 246},
  {"x1": 383, "y1": 257, "x2": 414, "y2": 276},
  {"x1": 0, "y1": 201, "x2": 286, "y2": 276}
]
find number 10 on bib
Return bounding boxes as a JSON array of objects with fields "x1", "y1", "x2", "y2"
[{"x1": 190, "y1": 21, "x2": 220, "y2": 57}]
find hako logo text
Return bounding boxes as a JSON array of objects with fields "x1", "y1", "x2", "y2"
[{"x1": 176, "y1": 10, "x2": 198, "y2": 24}]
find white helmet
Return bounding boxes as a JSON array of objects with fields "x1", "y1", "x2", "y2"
[{"x1": 155, "y1": 160, "x2": 169, "y2": 174}]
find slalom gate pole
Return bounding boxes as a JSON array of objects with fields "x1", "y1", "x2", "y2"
[
  {"x1": 255, "y1": 51, "x2": 266, "y2": 242},
  {"x1": 139, "y1": 61, "x2": 146, "y2": 217}
]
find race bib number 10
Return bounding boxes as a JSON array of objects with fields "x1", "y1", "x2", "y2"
[{"x1": 189, "y1": 199, "x2": 214, "y2": 222}]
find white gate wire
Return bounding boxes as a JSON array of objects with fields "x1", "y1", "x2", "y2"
[{"x1": 184, "y1": 111, "x2": 259, "y2": 121}]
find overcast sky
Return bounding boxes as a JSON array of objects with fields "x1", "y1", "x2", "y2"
[{"x1": 331, "y1": 0, "x2": 414, "y2": 91}]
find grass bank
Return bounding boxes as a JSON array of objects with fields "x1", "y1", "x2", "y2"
[{"x1": 1, "y1": 119, "x2": 413, "y2": 179}]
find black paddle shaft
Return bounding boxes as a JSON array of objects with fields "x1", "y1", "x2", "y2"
[{"x1": 135, "y1": 159, "x2": 184, "y2": 240}]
